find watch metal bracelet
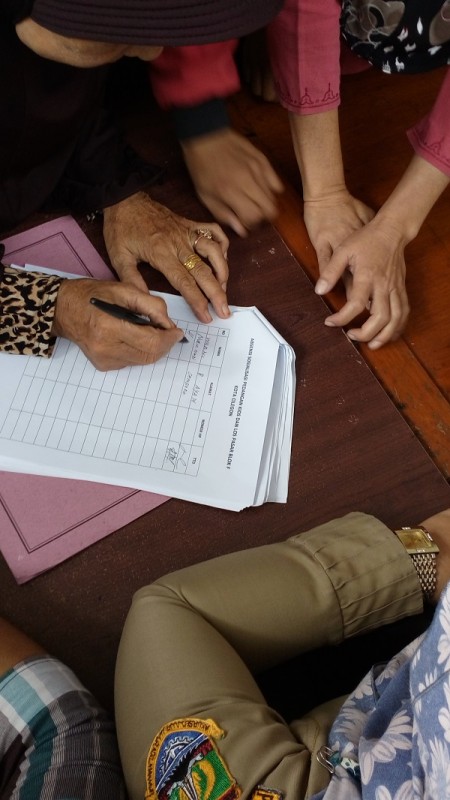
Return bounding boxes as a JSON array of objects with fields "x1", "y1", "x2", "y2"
[
  {"x1": 410, "y1": 552, "x2": 438, "y2": 602},
  {"x1": 394, "y1": 526, "x2": 439, "y2": 603}
]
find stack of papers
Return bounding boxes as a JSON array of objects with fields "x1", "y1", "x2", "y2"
[{"x1": 0, "y1": 266, "x2": 295, "y2": 512}]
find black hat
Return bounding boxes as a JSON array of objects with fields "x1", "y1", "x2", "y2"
[{"x1": 26, "y1": 0, "x2": 284, "y2": 46}]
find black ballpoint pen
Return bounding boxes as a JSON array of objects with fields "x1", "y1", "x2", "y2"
[{"x1": 90, "y1": 297, "x2": 188, "y2": 342}]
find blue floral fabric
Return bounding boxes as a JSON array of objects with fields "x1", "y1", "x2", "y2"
[{"x1": 312, "y1": 581, "x2": 450, "y2": 798}]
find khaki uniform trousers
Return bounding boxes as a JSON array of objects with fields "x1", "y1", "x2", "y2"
[{"x1": 115, "y1": 512, "x2": 422, "y2": 800}]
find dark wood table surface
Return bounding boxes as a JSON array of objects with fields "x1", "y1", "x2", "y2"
[{"x1": 2, "y1": 109, "x2": 450, "y2": 712}]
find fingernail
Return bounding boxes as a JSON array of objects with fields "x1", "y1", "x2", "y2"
[
  {"x1": 324, "y1": 319, "x2": 336, "y2": 327},
  {"x1": 347, "y1": 332, "x2": 357, "y2": 339},
  {"x1": 221, "y1": 304, "x2": 231, "y2": 318},
  {"x1": 368, "y1": 339, "x2": 382, "y2": 350},
  {"x1": 315, "y1": 279, "x2": 329, "y2": 295},
  {"x1": 221, "y1": 282, "x2": 227, "y2": 291}
]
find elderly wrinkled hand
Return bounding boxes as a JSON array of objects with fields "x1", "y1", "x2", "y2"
[
  {"x1": 103, "y1": 191, "x2": 231, "y2": 325},
  {"x1": 52, "y1": 277, "x2": 184, "y2": 371}
]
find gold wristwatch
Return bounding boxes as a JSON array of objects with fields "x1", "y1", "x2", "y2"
[{"x1": 394, "y1": 526, "x2": 439, "y2": 602}]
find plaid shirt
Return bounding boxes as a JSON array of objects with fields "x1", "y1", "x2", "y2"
[{"x1": 0, "y1": 655, "x2": 126, "y2": 799}]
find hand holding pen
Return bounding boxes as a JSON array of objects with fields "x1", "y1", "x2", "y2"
[
  {"x1": 52, "y1": 278, "x2": 186, "y2": 371},
  {"x1": 90, "y1": 297, "x2": 188, "y2": 342}
]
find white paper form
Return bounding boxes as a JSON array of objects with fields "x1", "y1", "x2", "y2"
[
  {"x1": 232, "y1": 306, "x2": 295, "y2": 505},
  {"x1": 0, "y1": 282, "x2": 291, "y2": 510}
]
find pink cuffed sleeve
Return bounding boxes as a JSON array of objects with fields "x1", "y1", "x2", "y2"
[
  {"x1": 267, "y1": 0, "x2": 341, "y2": 114},
  {"x1": 148, "y1": 42, "x2": 240, "y2": 109},
  {"x1": 407, "y1": 69, "x2": 450, "y2": 177}
]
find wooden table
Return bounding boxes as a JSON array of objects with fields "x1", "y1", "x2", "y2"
[
  {"x1": 1, "y1": 95, "x2": 450, "y2": 712},
  {"x1": 229, "y1": 67, "x2": 450, "y2": 478}
]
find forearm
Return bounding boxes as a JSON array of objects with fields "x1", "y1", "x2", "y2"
[
  {"x1": 375, "y1": 153, "x2": 450, "y2": 242},
  {"x1": 407, "y1": 69, "x2": 450, "y2": 178},
  {"x1": 120, "y1": 513, "x2": 421, "y2": 676},
  {"x1": 289, "y1": 109, "x2": 346, "y2": 200}
]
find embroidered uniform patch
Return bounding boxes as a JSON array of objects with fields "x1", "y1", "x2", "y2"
[
  {"x1": 145, "y1": 717, "x2": 241, "y2": 800},
  {"x1": 251, "y1": 787, "x2": 283, "y2": 800}
]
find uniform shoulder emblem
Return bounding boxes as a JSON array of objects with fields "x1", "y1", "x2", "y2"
[{"x1": 145, "y1": 717, "x2": 241, "y2": 800}]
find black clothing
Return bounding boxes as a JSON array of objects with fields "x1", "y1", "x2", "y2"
[{"x1": 0, "y1": 21, "x2": 159, "y2": 231}]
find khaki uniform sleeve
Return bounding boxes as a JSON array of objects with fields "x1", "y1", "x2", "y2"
[{"x1": 115, "y1": 513, "x2": 422, "y2": 800}]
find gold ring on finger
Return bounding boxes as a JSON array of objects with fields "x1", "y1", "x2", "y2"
[
  {"x1": 193, "y1": 228, "x2": 214, "y2": 249},
  {"x1": 183, "y1": 253, "x2": 203, "y2": 271}
]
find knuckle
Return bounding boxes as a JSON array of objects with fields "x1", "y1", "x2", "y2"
[
  {"x1": 350, "y1": 300, "x2": 367, "y2": 316},
  {"x1": 176, "y1": 271, "x2": 196, "y2": 293},
  {"x1": 151, "y1": 296, "x2": 168, "y2": 315},
  {"x1": 375, "y1": 310, "x2": 390, "y2": 327},
  {"x1": 192, "y1": 262, "x2": 213, "y2": 281}
]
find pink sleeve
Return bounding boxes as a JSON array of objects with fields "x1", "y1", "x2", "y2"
[
  {"x1": 267, "y1": 0, "x2": 341, "y2": 115},
  {"x1": 149, "y1": 42, "x2": 240, "y2": 109},
  {"x1": 407, "y1": 69, "x2": 450, "y2": 177}
]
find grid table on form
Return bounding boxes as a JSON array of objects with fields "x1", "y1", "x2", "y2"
[{"x1": 1, "y1": 320, "x2": 229, "y2": 478}]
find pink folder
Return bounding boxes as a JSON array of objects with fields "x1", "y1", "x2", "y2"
[{"x1": 1, "y1": 216, "x2": 169, "y2": 583}]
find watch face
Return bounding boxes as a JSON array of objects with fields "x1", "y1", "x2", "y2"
[{"x1": 396, "y1": 527, "x2": 439, "y2": 554}]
